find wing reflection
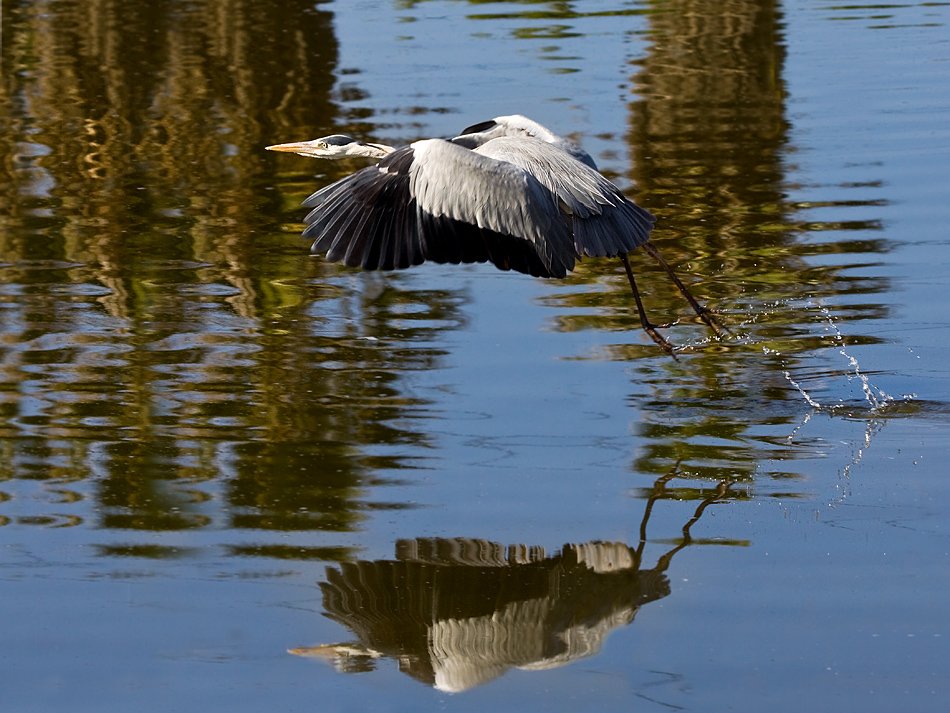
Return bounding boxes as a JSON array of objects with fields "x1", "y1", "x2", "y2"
[{"x1": 292, "y1": 478, "x2": 736, "y2": 692}]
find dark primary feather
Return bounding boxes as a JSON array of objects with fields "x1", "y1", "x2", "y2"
[
  {"x1": 302, "y1": 141, "x2": 576, "y2": 277},
  {"x1": 299, "y1": 134, "x2": 653, "y2": 279}
]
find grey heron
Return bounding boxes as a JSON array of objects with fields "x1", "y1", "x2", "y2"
[{"x1": 267, "y1": 115, "x2": 721, "y2": 352}]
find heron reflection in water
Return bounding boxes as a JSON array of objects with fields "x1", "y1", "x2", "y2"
[
  {"x1": 290, "y1": 477, "x2": 736, "y2": 693},
  {"x1": 267, "y1": 115, "x2": 723, "y2": 352}
]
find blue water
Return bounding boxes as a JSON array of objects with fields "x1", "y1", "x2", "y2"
[{"x1": 2, "y1": 1, "x2": 949, "y2": 710}]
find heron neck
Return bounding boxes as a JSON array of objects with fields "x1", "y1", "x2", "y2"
[{"x1": 352, "y1": 143, "x2": 395, "y2": 158}]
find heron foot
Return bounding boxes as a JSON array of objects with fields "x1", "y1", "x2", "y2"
[{"x1": 640, "y1": 242, "x2": 728, "y2": 338}]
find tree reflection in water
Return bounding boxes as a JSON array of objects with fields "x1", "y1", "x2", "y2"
[{"x1": 291, "y1": 473, "x2": 744, "y2": 692}]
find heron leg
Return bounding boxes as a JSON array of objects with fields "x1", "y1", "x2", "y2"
[
  {"x1": 619, "y1": 253, "x2": 676, "y2": 355},
  {"x1": 641, "y1": 241, "x2": 726, "y2": 337}
]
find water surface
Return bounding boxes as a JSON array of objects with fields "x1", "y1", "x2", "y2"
[{"x1": 2, "y1": 1, "x2": 949, "y2": 710}]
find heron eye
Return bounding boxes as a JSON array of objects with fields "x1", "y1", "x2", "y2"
[{"x1": 318, "y1": 142, "x2": 329, "y2": 150}]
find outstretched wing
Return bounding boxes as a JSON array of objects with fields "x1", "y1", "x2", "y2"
[
  {"x1": 475, "y1": 137, "x2": 655, "y2": 259},
  {"x1": 300, "y1": 139, "x2": 576, "y2": 278}
]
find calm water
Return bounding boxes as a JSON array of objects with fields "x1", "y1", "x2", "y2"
[{"x1": 2, "y1": 0, "x2": 949, "y2": 710}]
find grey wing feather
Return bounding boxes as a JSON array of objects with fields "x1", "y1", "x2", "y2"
[
  {"x1": 408, "y1": 139, "x2": 575, "y2": 277},
  {"x1": 300, "y1": 140, "x2": 576, "y2": 278},
  {"x1": 475, "y1": 137, "x2": 655, "y2": 258}
]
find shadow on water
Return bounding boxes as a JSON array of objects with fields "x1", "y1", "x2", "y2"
[{"x1": 291, "y1": 472, "x2": 744, "y2": 693}]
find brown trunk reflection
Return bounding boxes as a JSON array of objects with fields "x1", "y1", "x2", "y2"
[{"x1": 0, "y1": 1, "x2": 463, "y2": 534}]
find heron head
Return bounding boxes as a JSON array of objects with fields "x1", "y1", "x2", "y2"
[
  {"x1": 266, "y1": 135, "x2": 392, "y2": 159},
  {"x1": 452, "y1": 114, "x2": 550, "y2": 148},
  {"x1": 453, "y1": 114, "x2": 596, "y2": 168}
]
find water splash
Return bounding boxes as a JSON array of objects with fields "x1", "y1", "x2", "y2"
[
  {"x1": 765, "y1": 301, "x2": 916, "y2": 506},
  {"x1": 818, "y1": 305, "x2": 895, "y2": 411},
  {"x1": 830, "y1": 416, "x2": 885, "y2": 506},
  {"x1": 761, "y1": 301, "x2": 912, "y2": 415},
  {"x1": 778, "y1": 359, "x2": 824, "y2": 409}
]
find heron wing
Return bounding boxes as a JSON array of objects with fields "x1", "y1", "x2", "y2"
[
  {"x1": 475, "y1": 137, "x2": 655, "y2": 258},
  {"x1": 409, "y1": 139, "x2": 576, "y2": 276},
  {"x1": 300, "y1": 139, "x2": 576, "y2": 277}
]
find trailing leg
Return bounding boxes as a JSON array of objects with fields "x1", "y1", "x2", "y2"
[
  {"x1": 619, "y1": 253, "x2": 676, "y2": 355},
  {"x1": 641, "y1": 241, "x2": 726, "y2": 337}
]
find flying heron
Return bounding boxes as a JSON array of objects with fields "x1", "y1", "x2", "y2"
[{"x1": 267, "y1": 115, "x2": 721, "y2": 352}]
